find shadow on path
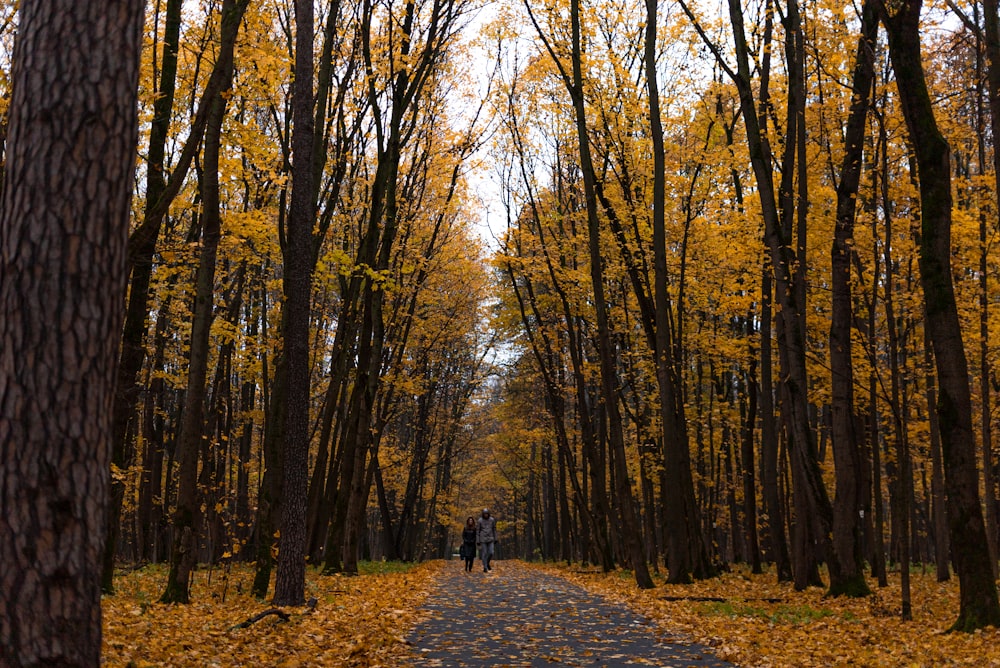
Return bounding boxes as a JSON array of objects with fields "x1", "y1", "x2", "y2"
[{"x1": 407, "y1": 560, "x2": 731, "y2": 667}]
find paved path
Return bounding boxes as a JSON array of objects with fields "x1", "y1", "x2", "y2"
[{"x1": 407, "y1": 560, "x2": 731, "y2": 667}]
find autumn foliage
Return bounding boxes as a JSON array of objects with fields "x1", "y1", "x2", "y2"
[{"x1": 6, "y1": 0, "x2": 1000, "y2": 662}]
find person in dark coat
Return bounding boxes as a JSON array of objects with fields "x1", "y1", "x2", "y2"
[{"x1": 460, "y1": 516, "x2": 477, "y2": 572}]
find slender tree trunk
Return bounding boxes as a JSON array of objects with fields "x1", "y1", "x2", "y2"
[
  {"x1": 924, "y1": 330, "x2": 950, "y2": 580},
  {"x1": 680, "y1": 0, "x2": 837, "y2": 587},
  {"x1": 103, "y1": 0, "x2": 184, "y2": 594},
  {"x1": 974, "y1": 9, "x2": 999, "y2": 577},
  {"x1": 760, "y1": 268, "x2": 792, "y2": 580},
  {"x1": 0, "y1": 0, "x2": 142, "y2": 661},
  {"x1": 564, "y1": 0, "x2": 651, "y2": 588},
  {"x1": 741, "y1": 356, "x2": 763, "y2": 573},
  {"x1": 646, "y1": 0, "x2": 713, "y2": 584},
  {"x1": 161, "y1": 0, "x2": 246, "y2": 602}
]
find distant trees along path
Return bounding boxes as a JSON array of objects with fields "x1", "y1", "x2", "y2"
[{"x1": 3, "y1": 0, "x2": 1000, "y2": 663}]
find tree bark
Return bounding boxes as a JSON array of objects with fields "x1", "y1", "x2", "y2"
[
  {"x1": 877, "y1": 0, "x2": 1000, "y2": 631},
  {"x1": 827, "y1": 0, "x2": 876, "y2": 598},
  {"x1": 0, "y1": 0, "x2": 142, "y2": 662},
  {"x1": 273, "y1": 0, "x2": 317, "y2": 608}
]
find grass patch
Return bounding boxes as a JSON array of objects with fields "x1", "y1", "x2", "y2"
[
  {"x1": 358, "y1": 559, "x2": 419, "y2": 575},
  {"x1": 700, "y1": 600, "x2": 844, "y2": 625}
]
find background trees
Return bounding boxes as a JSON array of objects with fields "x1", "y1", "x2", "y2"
[{"x1": 5, "y1": 0, "x2": 1000, "y2": 647}]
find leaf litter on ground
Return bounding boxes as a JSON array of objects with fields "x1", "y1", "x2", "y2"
[
  {"x1": 537, "y1": 562, "x2": 1000, "y2": 667},
  {"x1": 102, "y1": 561, "x2": 435, "y2": 667},
  {"x1": 104, "y1": 560, "x2": 1000, "y2": 666}
]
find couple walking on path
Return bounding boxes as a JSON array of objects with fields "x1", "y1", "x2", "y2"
[{"x1": 460, "y1": 508, "x2": 497, "y2": 573}]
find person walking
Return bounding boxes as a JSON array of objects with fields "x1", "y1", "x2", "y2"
[
  {"x1": 476, "y1": 508, "x2": 497, "y2": 572},
  {"x1": 460, "y1": 517, "x2": 477, "y2": 572}
]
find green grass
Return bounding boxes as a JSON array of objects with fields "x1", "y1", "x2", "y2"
[
  {"x1": 357, "y1": 560, "x2": 419, "y2": 575},
  {"x1": 699, "y1": 600, "x2": 849, "y2": 625}
]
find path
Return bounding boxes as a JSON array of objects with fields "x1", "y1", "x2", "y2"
[{"x1": 407, "y1": 560, "x2": 731, "y2": 667}]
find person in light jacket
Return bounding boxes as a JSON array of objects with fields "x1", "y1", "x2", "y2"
[{"x1": 476, "y1": 508, "x2": 497, "y2": 572}]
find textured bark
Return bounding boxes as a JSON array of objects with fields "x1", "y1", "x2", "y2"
[
  {"x1": 273, "y1": 0, "x2": 317, "y2": 608},
  {"x1": 0, "y1": 1, "x2": 142, "y2": 663},
  {"x1": 878, "y1": 0, "x2": 1000, "y2": 630},
  {"x1": 827, "y1": 0, "x2": 876, "y2": 598}
]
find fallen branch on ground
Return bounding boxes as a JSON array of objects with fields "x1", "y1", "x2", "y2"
[{"x1": 231, "y1": 608, "x2": 290, "y2": 629}]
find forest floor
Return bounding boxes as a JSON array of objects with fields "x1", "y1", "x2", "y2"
[{"x1": 102, "y1": 559, "x2": 1000, "y2": 666}]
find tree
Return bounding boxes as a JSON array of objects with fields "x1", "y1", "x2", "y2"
[
  {"x1": 0, "y1": 0, "x2": 143, "y2": 663},
  {"x1": 645, "y1": 0, "x2": 715, "y2": 584},
  {"x1": 827, "y1": 0, "x2": 876, "y2": 598},
  {"x1": 273, "y1": 0, "x2": 317, "y2": 607},
  {"x1": 877, "y1": 0, "x2": 1000, "y2": 631},
  {"x1": 679, "y1": 0, "x2": 838, "y2": 589},
  {"x1": 526, "y1": 0, "x2": 654, "y2": 589},
  {"x1": 161, "y1": 0, "x2": 251, "y2": 605}
]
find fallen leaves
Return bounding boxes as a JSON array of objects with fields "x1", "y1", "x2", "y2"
[
  {"x1": 538, "y1": 563, "x2": 1000, "y2": 667},
  {"x1": 102, "y1": 562, "x2": 435, "y2": 667},
  {"x1": 103, "y1": 560, "x2": 1000, "y2": 666}
]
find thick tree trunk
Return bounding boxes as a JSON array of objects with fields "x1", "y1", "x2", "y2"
[
  {"x1": 878, "y1": 0, "x2": 1000, "y2": 630},
  {"x1": 827, "y1": 0, "x2": 876, "y2": 598},
  {"x1": 273, "y1": 0, "x2": 317, "y2": 607},
  {"x1": 0, "y1": 0, "x2": 142, "y2": 662}
]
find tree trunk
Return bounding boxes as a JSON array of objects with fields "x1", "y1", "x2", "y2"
[
  {"x1": 741, "y1": 356, "x2": 763, "y2": 573},
  {"x1": 827, "y1": 0, "x2": 876, "y2": 598},
  {"x1": 0, "y1": 0, "x2": 142, "y2": 661},
  {"x1": 646, "y1": 0, "x2": 714, "y2": 584},
  {"x1": 760, "y1": 268, "x2": 792, "y2": 580},
  {"x1": 273, "y1": 0, "x2": 317, "y2": 607},
  {"x1": 924, "y1": 330, "x2": 950, "y2": 581},
  {"x1": 877, "y1": 0, "x2": 1000, "y2": 630},
  {"x1": 103, "y1": 0, "x2": 184, "y2": 594},
  {"x1": 975, "y1": 8, "x2": 999, "y2": 577},
  {"x1": 161, "y1": 0, "x2": 246, "y2": 603}
]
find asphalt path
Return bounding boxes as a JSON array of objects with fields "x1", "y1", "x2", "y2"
[{"x1": 406, "y1": 560, "x2": 732, "y2": 667}]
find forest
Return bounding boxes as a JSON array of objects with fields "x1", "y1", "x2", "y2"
[{"x1": 3, "y1": 0, "x2": 1000, "y2": 663}]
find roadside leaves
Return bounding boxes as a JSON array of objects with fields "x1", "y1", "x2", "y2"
[
  {"x1": 102, "y1": 562, "x2": 434, "y2": 667},
  {"x1": 543, "y1": 563, "x2": 1000, "y2": 666}
]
